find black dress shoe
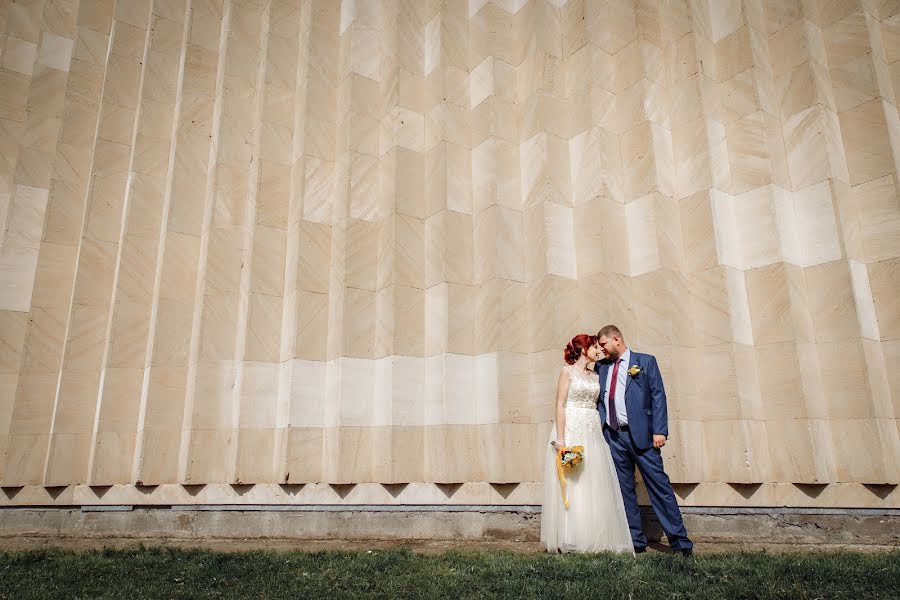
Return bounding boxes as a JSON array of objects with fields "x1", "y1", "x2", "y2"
[
  {"x1": 677, "y1": 548, "x2": 694, "y2": 557},
  {"x1": 634, "y1": 546, "x2": 647, "y2": 554}
]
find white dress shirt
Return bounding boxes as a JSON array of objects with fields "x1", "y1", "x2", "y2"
[{"x1": 604, "y1": 348, "x2": 631, "y2": 427}]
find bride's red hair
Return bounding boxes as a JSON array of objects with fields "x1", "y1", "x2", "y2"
[{"x1": 564, "y1": 334, "x2": 596, "y2": 365}]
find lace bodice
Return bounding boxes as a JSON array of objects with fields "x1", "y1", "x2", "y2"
[{"x1": 564, "y1": 365, "x2": 600, "y2": 410}]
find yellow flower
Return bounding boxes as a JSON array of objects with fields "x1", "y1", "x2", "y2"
[{"x1": 628, "y1": 365, "x2": 641, "y2": 377}]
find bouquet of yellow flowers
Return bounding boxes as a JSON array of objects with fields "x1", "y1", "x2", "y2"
[{"x1": 550, "y1": 441, "x2": 584, "y2": 509}]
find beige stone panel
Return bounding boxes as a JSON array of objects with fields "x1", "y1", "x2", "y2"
[
  {"x1": 702, "y1": 420, "x2": 768, "y2": 483},
  {"x1": 0, "y1": 311, "x2": 29, "y2": 373},
  {"x1": 141, "y1": 365, "x2": 187, "y2": 433},
  {"x1": 485, "y1": 423, "x2": 540, "y2": 483},
  {"x1": 107, "y1": 300, "x2": 151, "y2": 368},
  {"x1": 342, "y1": 287, "x2": 376, "y2": 359},
  {"x1": 245, "y1": 293, "x2": 282, "y2": 363},
  {"x1": 424, "y1": 424, "x2": 483, "y2": 483},
  {"x1": 158, "y1": 232, "x2": 199, "y2": 302},
  {"x1": 425, "y1": 209, "x2": 473, "y2": 287},
  {"x1": 664, "y1": 31, "x2": 699, "y2": 88},
  {"x1": 867, "y1": 256, "x2": 900, "y2": 340},
  {"x1": 859, "y1": 338, "x2": 895, "y2": 419},
  {"x1": 84, "y1": 175, "x2": 126, "y2": 243},
  {"x1": 803, "y1": 260, "x2": 859, "y2": 342},
  {"x1": 5, "y1": 183, "x2": 48, "y2": 249},
  {"x1": 686, "y1": 266, "x2": 731, "y2": 345},
  {"x1": 137, "y1": 406, "x2": 191, "y2": 487},
  {"x1": 0, "y1": 69, "x2": 31, "y2": 123},
  {"x1": 52, "y1": 368, "x2": 100, "y2": 434},
  {"x1": 678, "y1": 190, "x2": 718, "y2": 272},
  {"x1": 150, "y1": 298, "x2": 193, "y2": 367},
  {"x1": 471, "y1": 138, "x2": 521, "y2": 213},
  {"x1": 199, "y1": 290, "x2": 240, "y2": 362},
  {"x1": 425, "y1": 142, "x2": 471, "y2": 217},
  {"x1": 90, "y1": 431, "x2": 138, "y2": 484},
  {"x1": 8, "y1": 370, "x2": 58, "y2": 436},
  {"x1": 295, "y1": 220, "x2": 330, "y2": 293},
  {"x1": 213, "y1": 166, "x2": 250, "y2": 231},
  {"x1": 802, "y1": 0, "x2": 867, "y2": 29},
  {"x1": 768, "y1": 18, "x2": 811, "y2": 79},
  {"x1": 375, "y1": 284, "x2": 424, "y2": 358},
  {"x1": 774, "y1": 181, "x2": 843, "y2": 267},
  {"x1": 344, "y1": 219, "x2": 379, "y2": 290},
  {"x1": 845, "y1": 175, "x2": 900, "y2": 263},
  {"x1": 2, "y1": 36, "x2": 38, "y2": 77},
  {"x1": 721, "y1": 112, "x2": 770, "y2": 195},
  {"x1": 249, "y1": 226, "x2": 286, "y2": 296},
  {"x1": 290, "y1": 290, "x2": 327, "y2": 361},
  {"x1": 584, "y1": 0, "x2": 636, "y2": 55},
  {"x1": 184, "y1": 429, "x2": 230, "y2": 483},
  {"x1": 2, "y1": 432, "x2": 49, "y2": 485},
  {"x1": 745, "y1": 262, "x2": 794, "y2": 345},
  {"x1": 526, "y1": 275, "x2": 579, "y2": 354},
  {"x1": 519, "y1": 132, "x2": 570, "y2": 210},
  {"x1": 234, "y1": 427, "x2": 276, "y2": 483},
  {"x1": 0, "y1": 256, "x2": 15, "y2": 314},
  {"x1": 94, "y1": 367, "x2": 143, "y2": 435},
  {"x1": 621, "y1": 120, "x2": 674, "y2": 202},
  {"x1": 764, "y1": 419, "x2": 828, "y2": 482},
  {"x1": 379, "y1": 214, "x2": 425, "y2": 290},
  {"x1": 474, "y1": 205, "x2": 524, "y2": 284},
  {"x1": 45, "y1": 431, "x2": 92, "y2": 485},
  {"x1": 206, "y1": 226, "x2": 245, "y2": 293},
  {"x1": 63, "y1": 303, "x2": 107, "y2": 370},
  {"x1": 347, "y1": 152, "x2": 377, "y2": 221},
  {"x1": 755, "y1": 341, "x2": 807, "y2": 419},
  {"x1": 839, "y1": 98, "x2": 896, "y2": 186},
  {"x1": 784, "y1": 105, "x2": 847, "y2": 190},
  {"x1": 830, "y1": 52, "x2": 879, "y2": 112},
  {"x1": 475, "y1": 278, "x2": 527, "y2": 355},
  {"x1": 257, "y1": 161, "x2": 290, "y2": 229},
  {"x1": 134, "y1": 431, "x2": 181, "y2": 485},
  {"x1": 711, "y1": 187, "x2": 780, "y2": 270},
  {"x1": 167, "y1": 171, "x2": 206, "y2": 236},
  {"x1": 672, "y1": 117, "x2": 712, "y2": 200},
  {"x1": 884, "y1": 338, "x2": 900, "y2": 416},
  {"x1": 571, "y1": 202, "x2": 607, "y2": 279},
  {"x1": 829, "y1": 418, "x2": 894, "y2": 482},
  {"x1": 299, "y1": 156, "x2": 332, "y2": 223},
  {"x1": 816, "y1": 340, "x2": 877, "y2": 418},
  {"x1": 20, "y1": 306, "x2": 66, "y2": 372},
  {"x1": 190, "y1": 362, "x2": 235, "y2": 432},
  {"x1": 283, "y1": 426, "x2": 323, "y2": 483}
]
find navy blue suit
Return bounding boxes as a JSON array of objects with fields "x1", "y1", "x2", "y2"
[{"x1": 595, "y1": 351, "x2": 692, "y2": 551}]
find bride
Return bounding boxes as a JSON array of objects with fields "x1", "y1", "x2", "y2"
[{"x1": 540, "y1": 333, "x2": 633, "y2": 553}]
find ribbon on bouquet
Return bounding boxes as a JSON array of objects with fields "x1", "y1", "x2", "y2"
[{"x1": 551, "y1": 441, "x2": 584, "y2": 509}]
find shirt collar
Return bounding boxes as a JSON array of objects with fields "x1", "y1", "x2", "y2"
[{"x1": 619, "y1": 348, "x2": 631, "y2": 365}]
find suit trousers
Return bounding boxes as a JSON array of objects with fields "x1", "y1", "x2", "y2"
[{"x1": 604, "y1": 425, "x2": 693, "y2": 551}]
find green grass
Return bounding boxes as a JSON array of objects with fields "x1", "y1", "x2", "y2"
[{"x1": 1, "y1": 548, "x2": 898, "y2": 599}]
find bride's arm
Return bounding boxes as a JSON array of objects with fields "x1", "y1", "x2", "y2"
[{"x1": 555, "y1": 368, "x2": 570, "y2": 449}]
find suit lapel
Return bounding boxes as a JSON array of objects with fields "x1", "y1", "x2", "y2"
[
  {"x1": 597, "y1": 362, "x2": 609, "y2": 407},
  {"x1": 623, "y1": 353, "x2": 638, "y2": 394}
]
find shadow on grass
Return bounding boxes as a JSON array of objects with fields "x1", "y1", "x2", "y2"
[{"x1": 0, "y1": 547, "x2": 898, "y2": 600}]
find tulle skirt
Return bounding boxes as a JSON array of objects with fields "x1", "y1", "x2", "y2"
[{"x1": 540, "y1": 406, "x2": 634, "y2": 554}]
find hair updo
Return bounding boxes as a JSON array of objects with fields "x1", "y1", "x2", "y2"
[{"x1": 564, "y1": 334, "x2": 597, "y2": 365}]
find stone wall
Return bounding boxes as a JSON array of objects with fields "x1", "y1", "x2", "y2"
[{"x1": 0, "y1": 0, "x2": 898, "y2": 507}]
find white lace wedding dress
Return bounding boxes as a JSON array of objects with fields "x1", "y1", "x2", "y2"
[{"x1": 540, "y1": 364, "x2": 634, "y2": 553}]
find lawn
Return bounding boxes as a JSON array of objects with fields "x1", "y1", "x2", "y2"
[{"x1": 1, "y1": 547, "x2": 898, "y2": 599}]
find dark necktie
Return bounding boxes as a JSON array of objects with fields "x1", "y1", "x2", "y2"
[{"x1": 608, "y1": 358, "x2": 622, "y2": 430}]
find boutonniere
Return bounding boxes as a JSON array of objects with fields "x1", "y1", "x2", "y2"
[{"x1": 627, "y1": 365, "x2": 641, "y2": 378}]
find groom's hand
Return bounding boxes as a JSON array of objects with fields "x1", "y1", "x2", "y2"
[{"x1": 653, "y1": 434, "x2": 667, "y2": 449}]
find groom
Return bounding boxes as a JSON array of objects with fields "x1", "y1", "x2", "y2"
[{"x1": 594, "y1": 325, "x2": 693, "y2": 556}]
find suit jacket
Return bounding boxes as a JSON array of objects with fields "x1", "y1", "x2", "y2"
[{"x1": 594, "y1": 351, "x2": 669, "y2": 450}]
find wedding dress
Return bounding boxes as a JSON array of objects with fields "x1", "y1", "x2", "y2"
[{"x1": 540, "y1": 364, "x2": 634, "y2": 553}]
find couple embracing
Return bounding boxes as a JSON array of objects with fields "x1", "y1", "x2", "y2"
[{"x1": 540, "y1": 325, "x2": 694, "y2": 556}]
